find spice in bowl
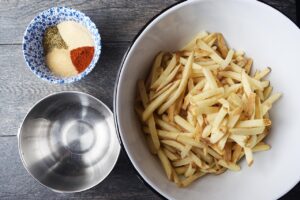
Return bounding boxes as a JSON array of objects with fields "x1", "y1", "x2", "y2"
[
  {"x1": 71, "y1": 47, "x2": 95, "y2": 73},
  {"x1": 43, "y1": 21, "x2": 95, "y2": 77}
]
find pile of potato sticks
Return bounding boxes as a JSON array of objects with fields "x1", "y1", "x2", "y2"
[{"x1": 135, "y1": 31, "x2": 281, "y2": 187}]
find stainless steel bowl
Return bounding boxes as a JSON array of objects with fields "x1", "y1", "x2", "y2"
[{"x1": 18, "y1": 91, "x2": 120, "y2": 193}]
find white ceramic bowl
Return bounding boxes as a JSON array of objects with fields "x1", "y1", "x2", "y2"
[{"x1": 114, "y1": 0, "x2": 300, "y2": 199}]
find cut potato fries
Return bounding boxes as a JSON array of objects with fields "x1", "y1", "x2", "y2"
[{"x1": 135, "y1": 32, "x2": 282, "y2": 187}]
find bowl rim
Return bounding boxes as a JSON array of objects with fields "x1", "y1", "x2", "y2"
[
  {"x1": 22, "y1": 6, "x2": 102, "y2": 84},
  {"x1": 18, "y1": 91, "x2": 121, "y2": 193},
  {"x1": 113, "y1": 0, "x2": 300, "y2": 199}
]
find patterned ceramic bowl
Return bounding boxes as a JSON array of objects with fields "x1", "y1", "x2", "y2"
[{"x1": 22, "y1": 7, "x2": 101, "y2": 84}]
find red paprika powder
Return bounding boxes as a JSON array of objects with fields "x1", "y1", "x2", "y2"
[{"x1": 70, "y1": 46, "x2": 94, "y2": 73}]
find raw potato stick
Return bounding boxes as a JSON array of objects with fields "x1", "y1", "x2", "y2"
[
  {"x1": 142, "y1": 80, "x2": 180, "y2": 121},
  {"x1": 138, "y1": 80, "x2": 160, "y2": 150},
  {"x1": 158, "y1": 52, "x2": 194, "y2": 114}
]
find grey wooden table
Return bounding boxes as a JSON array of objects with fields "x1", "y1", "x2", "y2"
[{"x1": 0, "y1": 0, "x2": 299, "y2": 199}]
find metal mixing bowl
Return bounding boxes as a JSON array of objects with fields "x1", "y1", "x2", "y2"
[{"x1": 18, "y1": 91, "x2": 120, "y2": 193}]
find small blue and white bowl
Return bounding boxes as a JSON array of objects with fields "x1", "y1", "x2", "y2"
[{"x1": 23, "y1": 7, "x2": 101, "y2": 84}]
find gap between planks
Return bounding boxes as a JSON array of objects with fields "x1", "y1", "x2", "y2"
[{"x1": 0, "y1": 135, "x2": 16, "y2": 137}]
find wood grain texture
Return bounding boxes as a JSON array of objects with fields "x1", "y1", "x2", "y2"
[
  {"x1": 0, "y1": 0, "x2": 299, "y2": 199},
  {"x1": 0, "y1": 0, "x2": 179, "y2": 44},
  {"x1": 0, "y1": 0, "x2": 296, "y2": 45},
  {"x1": 0, "y1": 43, "x2": 128, "y2": 136}
]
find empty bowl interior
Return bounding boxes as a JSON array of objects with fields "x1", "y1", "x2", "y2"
[
  {"x1": 19, "y1": 92, "x2": 120, "y2": 192},
  {"x1": 115, "y1": 0, "x2": 300, "y2": 199}
]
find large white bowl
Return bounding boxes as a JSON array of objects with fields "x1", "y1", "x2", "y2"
[{"x1": 114, "y1": 0, "x2": 300, "y2": 199}]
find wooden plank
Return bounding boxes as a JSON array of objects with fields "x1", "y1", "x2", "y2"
[
  {"x1": 0, "y1": 136, "x2": 158, "y2": 199},
  {"x1": 0, "y1": 43, "x2": 128, "y2": 136},
  {"x1": 0, "y1": 0, "x2": 179, "y2": 44},
  {"x1": 0, "y1": 0, "x2": 296, "y2": 45}
]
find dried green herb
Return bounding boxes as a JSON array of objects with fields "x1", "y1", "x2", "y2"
[{"x1": 43, "y1": 26, "x2": 68, "y2": 54}]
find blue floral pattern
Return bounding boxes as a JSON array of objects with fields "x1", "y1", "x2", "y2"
[{"x1": 23, "y1": 7, "x2": 101, "y2": 84}]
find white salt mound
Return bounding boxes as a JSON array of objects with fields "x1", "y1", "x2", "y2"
[{"x1": 46, "y1": 48, "x2": 77, "y2": 77}]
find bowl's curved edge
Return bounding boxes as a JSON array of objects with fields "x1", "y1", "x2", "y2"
[
  {"x1": 113, "y1": 1, "x2": 187, "y2": 198},
  {"x1": 18, "y1": 91, "x2": 121, "y2": 193},
  {"x1": 113, "y1": 0, "x2": 300, "y2": 199}
]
